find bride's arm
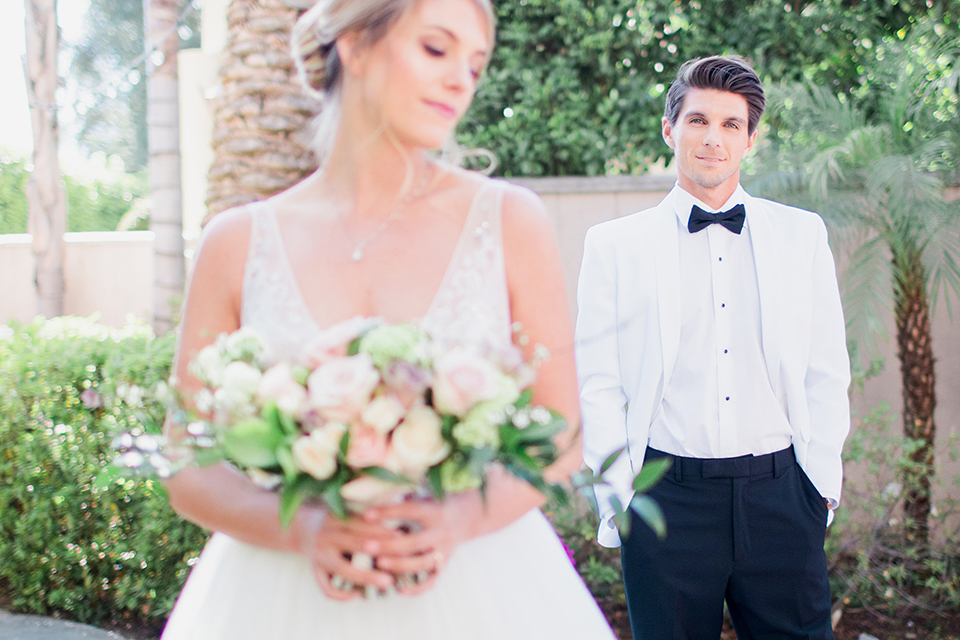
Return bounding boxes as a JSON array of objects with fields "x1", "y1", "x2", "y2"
[
  {"x1": 163, "y1": 209, "x2": 396, "y2": 597},
  {"x1": 369, "y1": 184, "x2": 581, "y2": 588}
]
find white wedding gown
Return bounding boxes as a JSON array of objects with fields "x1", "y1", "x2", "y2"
[{"x1": 161, "y1": 180, "x2": 616, "y2": 639}]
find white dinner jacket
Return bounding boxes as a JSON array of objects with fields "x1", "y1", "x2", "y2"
[{"x1": 575, "y1": 188, "x2": 851, "y2": 547}]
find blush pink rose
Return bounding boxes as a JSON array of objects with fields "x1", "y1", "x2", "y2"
[
  {"x1": 382, "y1": 361, "x2": 431, "y2": 409},
  {"x1": 257, "y1": 362, "x2": 308, "y2": 416},
  {"x1": 292, "y1": 423, "x2": 346, "y2": 480},
  {"x1": 345, "y1": 423, "x2": 390, "y2": 468},
  {"x1": 361, "y1": 394, "x2": 406, "y2": 434},
  {"x1": 307, "y1": 353, "x2": 380, "y2": 421},
  {"x1": 391, "y1": 405, "x2": 450, "y2": 475},
  {"x1": 302, "y1": 316, "x2": 381, "y2": 368},
  {"x1": 340, "y1": 476, "x2": 407, "y2": 509},
  {"x1": 432, "y1": 349, "x2": 501, "y2": 416}
]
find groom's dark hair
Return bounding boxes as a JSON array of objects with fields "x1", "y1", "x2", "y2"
[{"x1": 664, "y1": 55, "x2": 766, "y2": 135}]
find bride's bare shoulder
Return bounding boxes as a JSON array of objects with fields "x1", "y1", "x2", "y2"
[
  {"x1": 497, "y1": 181, "x2": 555, "y2": 252},
  {"x1": 195, "y1": 204, "x2": 256, "y2": 264}
]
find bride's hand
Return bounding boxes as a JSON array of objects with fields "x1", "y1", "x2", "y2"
[
  {"x1": 296, "y1": 507, "x2": 402, "y2": 600},
  {"x1": 362, "y1": 491, "x2": 483, "y2": 595}
]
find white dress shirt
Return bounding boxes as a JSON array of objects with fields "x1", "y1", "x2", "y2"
[{"x1": 647, "y1": 184, "x2": 793, "y2": 459}]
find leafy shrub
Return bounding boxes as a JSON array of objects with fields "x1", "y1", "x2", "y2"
[
  {"x1": 545, "y1": 491, "x2": 629, "y2": 630},
  {"x1": 0, "y1": 316, "x2": 208, "y2": 625},
  {"x1": 459, "y1": 0, "x2": 925, "y2": 177},
  {"x1": 827, "y1": 402, "x2": 960, "y2": 617},
  {"x1": 0, "y1": 151, "x2": 148, "y2": 234}
]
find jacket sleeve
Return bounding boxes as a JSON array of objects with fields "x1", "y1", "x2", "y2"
[
  {"x1": 576, "y1": 226, "x2": 634, "y2": 546},
  {"x1": 804, "y1": 218, "x2": 852, "y2": 505}
]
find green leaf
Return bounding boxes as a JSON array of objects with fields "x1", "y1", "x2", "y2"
[
  {"x1": 347, "y1": 336, "x2": 362, "y2": 356},
  {"x1": 514, "y1": 420, "x2": 564, "y2": 445},
  {"x1": 278, "y1": 412, "x2": 297, "y2": 437},
  {"x1": 322, "y1": 482, "x2": 347, "y2": 520},
  {"x1": 193, "y1": 448, "x2": 225, "y2": 467},
  {"x1": 441, "y1": 414, "x2": 457, "y2": 439},
  {"x1": 275, "y1": 446, "x2": 298, "y2": 482},
  {"x1": 631, "y1": 494, "x2": 667, "y2": 540},
  {"x1": 223, "y1": 418, "x2": 284, "y2": 468},
  {"x1": 361, "y1": 466, "x2": 409, "y2": 484},
  {"x1": 426, "y1": 465, "x2": 445, "y2": 500},
  {"x1": 279, "y1": 475, "x2": 311, "y2": 529},
  {"x1": 600, "y1": 447, "x2": 625, "y2": 475},
  {"x1": 290, "y1": 365, "x2": 310, "y2": 386},
  {"x1": 610, "y1": 495, "x2": 631, "y2": 539},
  {"x1": 515, "y1": 388, "x2": 534, "y2": 409},
  {"x1": 633, "y1": 457, "x2": 672, "y2": 494}
]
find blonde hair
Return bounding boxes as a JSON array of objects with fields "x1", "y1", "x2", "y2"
[{"x1": 292, "y1": 0, "x2": 496, "y2": 168}]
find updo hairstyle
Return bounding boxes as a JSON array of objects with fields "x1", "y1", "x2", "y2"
[{"x1": 292, "y1": 0, "x2": 495, "y2": 167}]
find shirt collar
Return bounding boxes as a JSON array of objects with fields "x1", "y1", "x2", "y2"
[{"x1": 671, "y1": 183, "x2": 749, "y2": 229}]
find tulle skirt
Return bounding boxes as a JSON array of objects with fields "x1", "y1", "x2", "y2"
[{"x1": 160, "y1": 509, "x2": 616, "y2": 640}]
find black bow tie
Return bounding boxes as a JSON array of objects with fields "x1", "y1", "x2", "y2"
[{"x1": 687, "y1": 204, "x2": 746, "y2": 235}]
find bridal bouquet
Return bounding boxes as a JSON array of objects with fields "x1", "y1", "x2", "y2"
[{"x1": 147, "y1": 318, "x2": 566, "y2": 527}]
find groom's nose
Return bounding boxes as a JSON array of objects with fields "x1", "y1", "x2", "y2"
[{"x1": 701, "y1": 124, "x2": 723, "y2": 147}]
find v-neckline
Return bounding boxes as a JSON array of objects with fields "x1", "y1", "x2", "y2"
[{"x1": 261, "y1": 180, "x2": 492, "y2": 335}]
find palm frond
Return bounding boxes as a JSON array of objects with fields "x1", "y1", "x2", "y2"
[
  {"x1": 922, "y1": 199, "x2": 960, "y2": 319},
  {"x1": 838, "y1": 234, "x2": 892, "y2": 361}
]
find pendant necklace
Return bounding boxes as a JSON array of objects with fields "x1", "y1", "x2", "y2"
[{"x1": 348, "y1": 163, "x2": 434, "y2": 261}]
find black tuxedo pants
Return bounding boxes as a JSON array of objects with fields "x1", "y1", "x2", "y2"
[{"x1": 620, "y1": 446, "x2": 833, "y2": 640}]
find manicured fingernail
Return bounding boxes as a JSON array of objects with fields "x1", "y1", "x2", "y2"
[{"x1": 363, "y1": 541, "x2": 380, "y2": 553}]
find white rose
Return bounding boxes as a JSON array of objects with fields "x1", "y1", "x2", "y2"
[
  {"x1": 222, "y1": 361, "x2": 262, "y2": 397},
  {"x1": 195, "y1": 388, "x2": 215, "y2": 414},
  {"x1": 258, "y1": 363, "x2": 308, "y2": 416},
  {"x1": 225, "y1": 327, "x2": 265, "y2": 362},
  {"x1": 214, "y1": 387, "x2": 255, "y2": 422},
  {"x1": 432, "y1": 349, "x2": 501, "y2": 416},
  {"x1": 292, "y1": 423, "x2": 346, "y2": 481},
  {"x1": 392, "y1": 405, "x2": 450, "y2": 473},
  {"x1": 361, "y1": 395, "x2": 406, "y2": 434},
  {"x1": 192, "y1": 344, "x2": 226, "y2": 387},
  {"x1": 307, "y1": 354, "x2": 380, "y2": 421}
]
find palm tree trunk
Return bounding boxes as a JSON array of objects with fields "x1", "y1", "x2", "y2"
[
  {"x1": 146, "y1": 0, "x2": 185, "y2": 333},
  {"x1": 204, "y1": 0, "x2": 317, "y2": 219},
  {"x1": 894, "y1": 254, "x2": 936, "y2": 546},
  {"x1": 23, "y1": 0, "x2": 66, "y2": 318}
]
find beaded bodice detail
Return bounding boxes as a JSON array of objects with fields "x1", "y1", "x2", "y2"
[{"x1": 240, "y1": 180, "x2": 513, "y2": 362}]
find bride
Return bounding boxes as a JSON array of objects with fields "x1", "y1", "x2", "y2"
[{"x1": 161, "y1": 0, "x2": 615, "y2": 637}]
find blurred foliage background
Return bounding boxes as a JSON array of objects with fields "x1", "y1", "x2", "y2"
[{"x1": 460, "y1": 0, "x2": 960, "y2": 176}]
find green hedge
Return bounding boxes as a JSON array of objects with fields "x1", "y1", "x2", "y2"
[
  {"x1": 0, "y1": 317, "x2": 207, "y2": 624},
  {"x1": 459, "y1": 0, "x2": 928, "y2": 177},
  {"x1": 0, "y1": 152, "x2": 148, "y2": 235},
  {"x1": 2, "y1": 318, "x2": 955, "y2": 631}
]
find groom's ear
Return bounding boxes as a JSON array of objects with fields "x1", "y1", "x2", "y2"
[{"x1": 662, "y1": 117, "x2": 676, "y2": 150}]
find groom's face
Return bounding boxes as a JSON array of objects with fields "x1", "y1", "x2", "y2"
[{"x1": 662, "y1": 87, "x2": 758, "y2": 201}]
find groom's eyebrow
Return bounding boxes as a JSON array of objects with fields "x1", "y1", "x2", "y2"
[{"x1": 683, "y1": 110, "x2": 747, "y2": 126}]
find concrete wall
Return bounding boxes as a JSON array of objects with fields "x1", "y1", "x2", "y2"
[{"x1": 0, "y1": 231, "x2": 153, "y2": 327}]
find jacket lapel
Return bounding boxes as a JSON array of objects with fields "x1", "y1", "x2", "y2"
[
  {"x1": 652, "y1": 200, "x2": 681, "y2": 414},
  {"x1": 745, "y1": 195, "x2": 782, "y2": 393}
]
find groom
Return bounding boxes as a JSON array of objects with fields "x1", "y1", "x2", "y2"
[{"x1": 575, "y1": 55, "x2": 851, "y2": 640}]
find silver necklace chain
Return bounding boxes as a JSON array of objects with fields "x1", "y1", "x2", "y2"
[{"x1": 347, "y1": 164, "x2": 434, "y2": 261}]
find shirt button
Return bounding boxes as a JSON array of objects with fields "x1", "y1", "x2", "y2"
[
  {"x1": 724, "y1": 349, "x2": 728, "y2": 354},
  {"x1": 725, "y1": 396, "x2": 731, "y2": 401},
  {"x1": 721, "y1": 303, "x2": 726, "y2": 308}
]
